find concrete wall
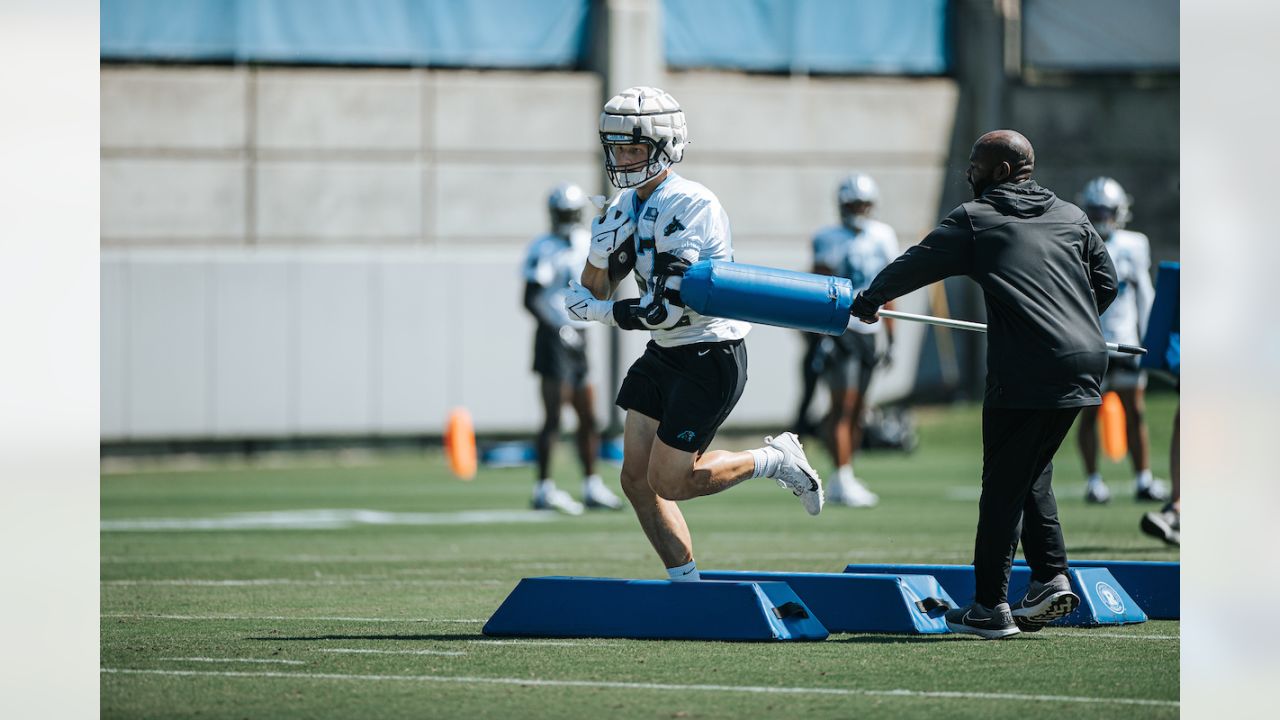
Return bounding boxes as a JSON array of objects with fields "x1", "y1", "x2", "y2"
[{"x1": 101, "y1": 65, "x2": 959, "y2": 441}]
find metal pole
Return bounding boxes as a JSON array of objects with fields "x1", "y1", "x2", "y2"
[{"x1": 876, "y1": 309, "x2": 1146, "y2": 356}]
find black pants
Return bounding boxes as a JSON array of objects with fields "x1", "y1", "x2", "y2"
[{"x1": 973, "y1": 406, "x2": 1082, "y2": 607}]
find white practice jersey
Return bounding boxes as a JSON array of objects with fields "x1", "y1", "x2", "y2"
[
  {"x1": 523, "y1": 227, "x2": 589, "y2": 328},
  {"x1": 1098, "y1": 228, "x2": 1155, "y2": 349},
  {"x1": 812, "y1": 219, "x2": 900, "y2": 335},
  {"x1": 616, "y1": 173, "x2": 750, "y2": 347}
]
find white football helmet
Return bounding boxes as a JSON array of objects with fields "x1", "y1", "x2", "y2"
[
  {"x1": 547, "y1": 182, "x2": 588, "y2": 236},
  {"x1": 837, "y1": 172, "x2": 879, "y2": 229},
  {"x1": 1079, "y1": 176, "x2": 1132, "y2": 238},
  {"x1": 599, "y1": 86, "x2": 687, "y2": 189}
]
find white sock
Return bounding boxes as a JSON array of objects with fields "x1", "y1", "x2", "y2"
[
  {"x1": 666, "y1": 560, "x2": 700, "y2": 582},
  {"x1": 837, "y1": 465, "x2": 854, "y2": 485},
  {"x1": 583, "y1": 474, "x2": 603, "y2": 493},
  {"x1": 1086, "y1": 473, "x2": 1104, "y2": 488},
  {"x1": 535, "y1": 478, "x2": 555, "y2": 497},
  {"x1": 1135, "y1": 469, "x2": 1153, "y2": 489},
  {"x1": 748, "y1": 446, "x2": 784, "y2": 478}
]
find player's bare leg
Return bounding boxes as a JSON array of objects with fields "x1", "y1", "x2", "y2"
[
  {"x1": 1077, "y1": 405, "x2": 1110, "y2": 504},
  {"x1": 1118, "y1": 386, "x2": 1165, "y2": 500},
  {"x1": 825, "y1": 386, "x2": 877, "y2": 506},
  {"x1": 531, "y1": 378, "x2": 583, "y2": 515},
  {"x1": 535, "y1": 378, "x2": 563, "y2": 482},
  {"x1": 645, "y1": 440, "x2": 756, "y2": 501},
  {"x1": 572, "y1": 383, "x2": 621, "y2": 509},
  {"x1": 619, "y1": 411, "x2": 697, "y2": 570}
]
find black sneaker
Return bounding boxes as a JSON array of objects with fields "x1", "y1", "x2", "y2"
[
  {"x1": 1140, "y1": 503, "x2": 1180, "y2": 546},
  {"x1": 1011, "y1": 574, "x2": 1080, "y2": 632},
  {"x1": 944, "y1": 602, "x2": 1020, "y2": 639}
]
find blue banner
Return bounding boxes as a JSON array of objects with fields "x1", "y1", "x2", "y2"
[
  {"x1": 664, "y1": 0, "x2": 949, "y2": 74},
  {"x1": 101, "y1": 0, "x2": 590, "y2": 68}
]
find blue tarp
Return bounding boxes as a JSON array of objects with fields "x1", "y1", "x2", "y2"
[
  {"x1": 101, "y1": 0, "x2": 590, "y2": 68},
  {"x1": 663, "y1": 0, "x2": 949, "y2": 74}
]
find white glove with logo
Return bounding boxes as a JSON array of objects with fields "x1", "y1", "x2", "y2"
[
  {"x1": 588, "y1": 205, "x2": 634, "y2": 269},
  {"x1": 564, "y1": 281, "x2": 616, "y2": 326}
]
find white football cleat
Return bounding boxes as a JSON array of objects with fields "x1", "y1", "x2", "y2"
[
  {"x1": 765, "y1": 432, "x2": 824, "y2": 515},
  {"x1": 532, "y1": 486, "x2": 584, "y2": 516},
  {"x1": 582, "y1": 478, "x2": 624, "y2": 510},
  {"x1": 831, "y1": 476, "x2": 878, "y2": 508}
]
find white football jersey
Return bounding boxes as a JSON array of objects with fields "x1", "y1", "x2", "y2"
[
  {"x1": 1099, "y1": 228, "x2": 1155, "y2": 349},
  {"x1": 811, "y1": 219, "x2": 900, "y2": 335},
  {"x1": 615, "y1": 173, "x2": 750, "y2": 347},
  {"x1": 523, "y1": 227, "x2": 589, "y2": 328}
]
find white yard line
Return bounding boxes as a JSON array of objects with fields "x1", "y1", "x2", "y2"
[
  {"x1": 1038, "y1": 632, "x2": 1179, "y2": 640},
  {"x1": 466, "y1": 640, "x2": 621, "y2": 647},
  {"x1": 101, "y1": 508, "x2": 560, "y2": 532},
  {"x1": 102, "y1": 578, "x2": 503, "y2": 587},
  {"x1": 157, "y1": 657, "x2": 305, "y2": 665},
  {"x1": 320, "y1": 649, "x2": 465, "y2": 657},
  {"x1": 102, "y1": 613, "x2": 485, "y2": 623},
  {"x1": 100, "y1": 668, "x2": 1178, "y2": 708}
]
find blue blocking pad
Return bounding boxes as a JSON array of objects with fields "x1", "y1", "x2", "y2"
[
  {"x1": 843, "y1": 564, "x2": 1147, "y2": 627},
  {"x1": 700, "y1": 571, "x2": 954, "y2": 634},
  {"x1": 483, "y1": 577, "x2": 829, "y2": 641},
  {"x1": 1017, "y1": 559, "x2": 1179, "y2": 620},
  {"x1": 681, "y1": 260, "x2": 855, "y2": 336}
]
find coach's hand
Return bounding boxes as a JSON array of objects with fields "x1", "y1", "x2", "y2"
[
  {"x1": 588, "y1": 206, "x2": 634, "y2": 269},
  {"x1": 565, "y1": 281, "x2": 614, "y2": 325},
  {"x1": 851, "y1": 292, "x2": 881, "y2": 325}
]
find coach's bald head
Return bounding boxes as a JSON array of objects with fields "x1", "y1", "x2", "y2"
[{"x1": 966, "y1": 130, "x2": 1035, "y2": 199}]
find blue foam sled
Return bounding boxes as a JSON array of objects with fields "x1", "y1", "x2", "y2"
[
  {"x1": 700, "y1": 571, "x2": 954, "y2": 634},
  {"x1": 1017, "y1": 559, "x2": 1178, "y2": 619},
  {"x1": 843, "y1": 564, "x2": 1147, "y2": 627},
  {"x1": 483, "y1": 577, "x2": 829, "y2": 641}
]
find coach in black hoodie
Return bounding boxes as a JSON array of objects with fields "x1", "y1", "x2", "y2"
[{"x1": 851, "y1": 130, "x2": 1118, "y2": 639}]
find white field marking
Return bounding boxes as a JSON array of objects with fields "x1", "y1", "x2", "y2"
[
  {"x1": 158, "y1": 657, "x2": 305, "y2": 665},
  {"x1": 102, "y1": 613, "x2": 486, "y2": 623},
  {"x1": 102, "y1": 578, "x2": 503, "y2": 587},
  {"x1": 101, "y1": 508, "x2": 560, "y2": 532},
  {"x1": 99, "y1": 668, "x2": 1178, "y2": 708},
  {"x1": 320, "y1": 649, "x2": 465, "y2": 657},
  {"x1": 1038, "y1": 632, "x2": 1179, "y2": 641},
  {"x1": 466, "y1": 640, "x2": 623, "y2": 647}
]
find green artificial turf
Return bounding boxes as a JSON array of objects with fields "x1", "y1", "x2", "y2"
[{"x1": 102, "y1": 395, "x2": 1179, "y2": 719}]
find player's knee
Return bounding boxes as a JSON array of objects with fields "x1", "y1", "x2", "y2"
[
  {"x1": 619, "y1": 467, "x2": 650, "y2": 498},
  {"x1": 647, "y1": 468, "x2": 695, "y2": 501}
]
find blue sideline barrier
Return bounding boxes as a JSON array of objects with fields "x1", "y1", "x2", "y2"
[{"x1": 483, "y1": 577, "x2": 829, "y2": 641}]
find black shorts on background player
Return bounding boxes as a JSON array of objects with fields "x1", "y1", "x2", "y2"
[
  {"x1": 532, "y1": 325, "x2": 588, "y2": 387},
  {"x1": 823, "y1": 332, "x2": 878, "y2": 394},
  {"x1": 616, "y1": 339, "x2": 747, "y2": 454}
]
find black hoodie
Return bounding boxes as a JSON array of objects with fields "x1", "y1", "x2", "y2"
[{"x1": 856, "y1": 180, "x2": 1119, "y2": 408}]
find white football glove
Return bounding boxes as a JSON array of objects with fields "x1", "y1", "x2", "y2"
[
  {"x1": 564, "y1": 281, "x2": 615, "y2": 326},
  {"x1": 588, "y1": 205, "x2": 634, "y2": 269}
]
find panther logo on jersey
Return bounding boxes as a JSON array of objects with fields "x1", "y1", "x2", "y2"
[{"x1": 663, "y1": 217, "x2": 685, "y2": 237}]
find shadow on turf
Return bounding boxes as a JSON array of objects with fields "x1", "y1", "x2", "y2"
[
  {"x1": 1067, "y1": 545, "x2": 1180, "y2": 556},
  {"x1": 249, "y1": 633, "x2": 486, "y2": 642}
]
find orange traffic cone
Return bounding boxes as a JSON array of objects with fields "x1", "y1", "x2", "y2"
[
  {"x1": 443, "y1": 407, "x2": 477, "y2": 480},
  {"x1": 1099, "y1": 391, "x2": 1128, "y2": 462}
]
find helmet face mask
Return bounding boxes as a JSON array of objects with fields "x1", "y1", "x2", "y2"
[
  {"x1": 599, "y1": 87, "x2": 687, "y2": 189},
  {"x1": 547, "y1": 182, "x2": 588, "y2": 236},
  {"x1": 1079, "y1": 177, "x2": 1132, "y2": 238},
  {"x1": 837, "y1": 172, "x2": 879, "y2": 230}
]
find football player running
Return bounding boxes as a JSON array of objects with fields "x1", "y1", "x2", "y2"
[
  {"x1": 807, "y1": 172, "x2": 900, "y2": 507},
  {"x1": 564, "y1": 86, "x2": 823, "y2": 581},
  {"x1": 1074, "y1": 177, "x2": 1169, "y2": 504},
  {"x1": 522, "y1": 182, "x2": 624, "y2": 514}
]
